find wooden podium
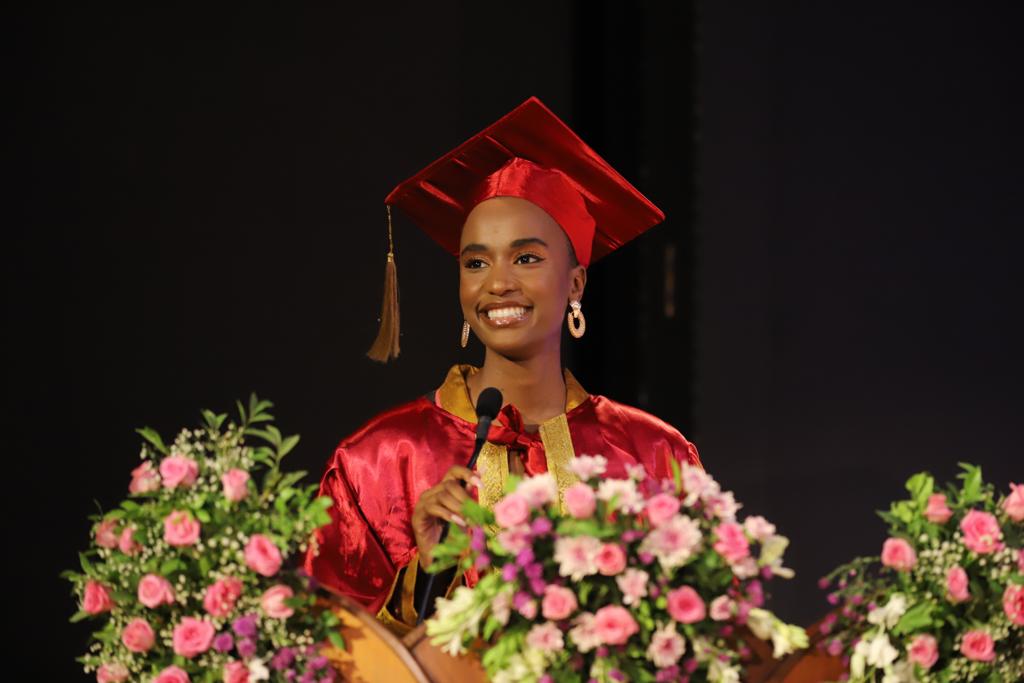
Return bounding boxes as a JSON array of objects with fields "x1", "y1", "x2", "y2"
[{"x1": 320, "y1": 590, "x2": 843, "y2": 683}]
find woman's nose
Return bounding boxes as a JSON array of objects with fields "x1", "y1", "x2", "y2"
[{"x1": 486, "y1": 262, "x2": 518, "y2": 295}]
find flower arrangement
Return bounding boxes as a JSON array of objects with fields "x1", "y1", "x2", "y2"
[
  {"x1": 818, "y1": 464, "x2": 1023, "y2": 682},
  {"x1": 425, "y1": 457, "x2": 807, "y2": 683},
  {"x1": 63, "y1": 396, "x2": 340, "y2": 683}
]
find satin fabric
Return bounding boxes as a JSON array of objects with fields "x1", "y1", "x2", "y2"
[
  {"x1": 305, "y1": 367, "x2": 701, "y2": 616},
  {"x1": 383, "y1": 96, "x2": 665, "y2": 265}
]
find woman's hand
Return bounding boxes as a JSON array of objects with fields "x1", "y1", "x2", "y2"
[{"x1": 412, "y1": 465, "x2": 477, "y2": 568}]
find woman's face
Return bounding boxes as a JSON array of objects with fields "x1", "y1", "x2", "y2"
[{"x1": 459, "y1": 197, "x2": 586, "y2": 360}]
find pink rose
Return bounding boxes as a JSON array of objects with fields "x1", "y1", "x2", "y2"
[
  {"x1": 593, "y1": 605, "x2": 639, "y2": 645},
  {"x1": 666, "y1": 586, "x2": 707, "y2": 624},
  {"x1": 494, "y1": 493, "x2": 530, "y2": 528},
  {"x1": 517, "y1": 597, "x2": 538, "y2": 620},
  {"x1": 907, "y1": 634, "x2": 939, "y2": 670},
  {"x1": 517, "y1": 474, "x2": 557, "y2": 509},
  {"x1": 204, "y1": 577, "x2": 244, "y2": 618},
  {"x1": 946, "y1": 566, "x2": 970, "y2": 603},
  {"x1": 960, "y1": 629, "x2": 995, "y2": 662},
  {"x1": 1019, "y1": 548, "x2": 1024, "y2": 574},
  {"x1": 709, "y1": 595, "x2": 735, "y2": 621},
  {"x1": 647, "y1": 623, "x2": 686, "y2": 668},
  {"x1": 595, "y1": 543, "x2": 627, "y2": 576},
  {"x1": 261, "y1": 584, "x2": 296, "y2": 619},
  {"x1": 1004, "y1": 483, "x2": 1024, "y2": 522},
  {"x1": 525, "y1": 621, "x2": 565, "y2": 652},
  {"x1": 743, "y1": 515, "x2": 776, "y2": 542},
  {"x1": 1004, "y1": 584, "x2": 1024, "y2": 625},
  {"x1": 564, "y1": 483, "x2": 596, "y2": 519},
  {"x1": 615, "y1": 568, "x2": 649, "y2": 606},
  {"x1": 713, "y1": 522, "x2": 750, "y2": 564},
  {"x1": 129, "y1": 461, "x2": 161, "y2": 494},
  {"x1": 121, "y1": 617, "x2": 155, "y2": 653},
  {"x1": 960, "y1": 509, "x2": 1003, "y2": 554},
  {"x1": 160, "y1": 455, "x2": 199, "y2": 489},
  {"x1": 138, "y1": 573, "x2": 175, "y2": 608},
  {"x1": 95, "y1": 519, "x2": 119, "y2": 549},
  {"x1": 880, "y1": 537, "x2": 917, "y2": 571},
  {"x1": 154, "y1": 666, "x2": 191, "y2": 683},
  {"x1": 82, "y1": 580, "x2": 114, "y2": 614},
  {"x1": 164, "y1": 510, "x2": 201, "y2": 546},
  {"x1": 118, "y1": 526, "x2": 140, "y2": 556},
  {"x1": 244, "y1": 534, "x2": 283, "y2": 577},
  {"x1": 172, "y1": 616, "x2": 215, "y2": 658},
  {"x1": 924, "y1": 493, "x2": 954, "y2": 523},
  {"x1": 497, "y1": 526, "x2": 532, "y2": 554},
  {"x1": 223, "y1": 661, "x2": 250, "y2": 683},
  {"x1": 541, "y1": 584, "x2": 578, "y2": 620},
  {"x1": 222, "y1": 469, "x2": 251, "y2": 503},
  {"x1": 646, "y1": 493, "x2": 681, "y2": 527},
  {"x1": 96, "y1": 663, "x2": 129, "y2": 683}
]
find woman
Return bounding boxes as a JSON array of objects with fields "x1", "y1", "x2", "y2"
[{"x1": 306, "y1": 97, "x2": 702, "y2": 634}]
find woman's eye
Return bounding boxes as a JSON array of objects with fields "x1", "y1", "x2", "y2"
[
  {"x1": 463, "y1": 258, "x2": 487, "y2": 270},
  {"x1": 514, "y1": 253, "x2": 543, "y2": 265}
]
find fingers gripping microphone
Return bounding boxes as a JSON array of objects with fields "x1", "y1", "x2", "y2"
[{"x1": 416, "y1": 387, "x2": 503, "y2": 624}]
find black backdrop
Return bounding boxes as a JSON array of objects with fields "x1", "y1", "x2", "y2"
[{"x1": 6, "y1": 3, "x2": 1021, "y2": 679}]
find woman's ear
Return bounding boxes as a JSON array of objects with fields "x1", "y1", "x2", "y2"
[{"x1": 569, "y1": 265, "x2": 587, "y2": 303}]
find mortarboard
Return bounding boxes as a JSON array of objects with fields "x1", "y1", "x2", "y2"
[{"x1": 368, "y1": 96, "x2": 665, "y2": 362}]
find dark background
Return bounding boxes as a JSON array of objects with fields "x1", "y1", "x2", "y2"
[{"x1": 7, "y1": 3, "x2": 1021, "y2": 678}]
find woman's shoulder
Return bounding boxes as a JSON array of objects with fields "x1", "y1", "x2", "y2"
[
  {"x1": 336, "y1": 396, "x2": 444, "y2": 449},
  {"x1": 580, "y1": 394, "x2": 701, "y2": 465}
]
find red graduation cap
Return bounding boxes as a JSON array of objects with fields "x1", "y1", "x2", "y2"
[{"x1": 368, "y1": 96, "x2": 666, "y2": 361}]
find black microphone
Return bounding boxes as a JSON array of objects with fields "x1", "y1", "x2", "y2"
[{"x1": 416, "y1": 387, "x2": 503, "y2": 623}]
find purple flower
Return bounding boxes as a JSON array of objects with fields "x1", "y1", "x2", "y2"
[
  {"x1": 309, "y1": 656, "x2": 329, "y2": 671},
  {"x1": 513, "y1": 591, "x2": 532, "y2": 610},
  {"x1": 609, "y1": 669, "x2": 625, "y2": 681},
  {"x1": 827, "y1": 592, "x2": 840, "y2": 606},
  {"x1": 237, "y1": 637, "x2": 257, "y2": 658},
  {"x1": 638, "y1": 551, "x2": 655, "y2": 564},
  {"x1": 621, "y1": 529, "x2": 644, "y2": 543},
  {"x1": 299, "y1": 672, "x2": 316, "y2": 683},
  {"x1": 516, "y1": 547, "x2": 535, "y2": 567},
  {"x1": 817, "y1": 577, "x2": 830, "y2": 589},
  {"x1": 470, "y1": 527, "x2": 487, "y2": 553},
  {"x1": 655, "y1": 666, "x2": 679, "y2": 682},
  {"x1": 746, "y1": 580, "x2": 764, "y2": 607},
  {"x1": 531, "y1": 517, "x2": 553, "y2": 536},
  {"x1": 596, "y1": 646, "x2": 609, "y2": 658},
  {"x1": 474, "y1": 553, "x2": 492, "y2": 570},
  {"x1": 524, "y1": 562, "x2": 544, "y2": 580},
  {"x1": 502, "y1": 563, "x2": 518, "y2": 581},
  {"x1": 683, "y1": 657, "x2": 699, "y2": 673},
  {"x1": 318, "y1": 673, "x2": 337, "y2": 683},
  {"x1": 529, "y1": 577, "x2": 547, "y2": 595},
  {"x1": 272, "y1": 647, "x2": 296, "y2": 670},
  {"x1": 213, "y1": 632, "x2": 235, "y2": 653},
  {"x1": 232, "y1": 614, "x2": 258, "y2": 638},
  {"x1": 539, "y1": 676, "x2": 554, "y2": 683}
]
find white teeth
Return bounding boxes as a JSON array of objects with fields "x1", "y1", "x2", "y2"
[{"x1": 486, "y1": 306, "x2": 527, "y2": 321}]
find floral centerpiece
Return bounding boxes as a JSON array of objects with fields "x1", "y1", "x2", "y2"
[
  {"x1": 425, "y1": 457, "x2": 807, "y2": 683},
  {"x1": 818, "y1": 464, "x2": 1023, "y2": 682},
  {"x1": 63, "y1": 396, "x2": 340, "y2": 683}
]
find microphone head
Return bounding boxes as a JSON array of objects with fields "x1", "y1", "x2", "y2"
[{"x1": 475, "y1": 387, "x2": 503, "y2": 421}]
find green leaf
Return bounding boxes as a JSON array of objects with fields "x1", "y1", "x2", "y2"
[
  {"x1": 195, "y1": 509, "x2": 211, "y2": 523},
  {"x1": 893, "y1": 602, "x2": 933, "y2": 635},
  {"x1": 327, "y1": 631, "x2": 345, "y2": 650},
  {"x1": 957, "y1": 462, "x2": 984, "y2": 504},
  {"x1": 69, "y1": 610, "x2": 91, "y2": 623},
  {"x1": 278, "y1": 434, "x2": 300, "y2": 458},
  {"x1": 905, "y1": 472, "x2": 934, "y2": 507},
  {"x1": 135, "y1": 426, "x2": 168, "y2": 454}
]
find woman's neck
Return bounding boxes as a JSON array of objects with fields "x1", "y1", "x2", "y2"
[{"x1": 467, "y1": 347, "x2": 566, "y2": 428}]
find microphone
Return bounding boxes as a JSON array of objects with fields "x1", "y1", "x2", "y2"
[{"x1": 416, "y1": 386, "x2": 503, "y2": 623}]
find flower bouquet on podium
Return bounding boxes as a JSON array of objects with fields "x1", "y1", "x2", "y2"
[
  {"x1": 63, "y1": 396, "x2": 339, "y2": 683},
  {"x1": 819, "y1": 464, "x2": 1023, "y2": 682},
  {"x1": 425, "y1": 457, "x2": 806, "y2": 683}
]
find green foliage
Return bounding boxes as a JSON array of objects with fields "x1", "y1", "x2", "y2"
[{"x1": 65, "y1": 395, "x2": 343, "y2": 681}]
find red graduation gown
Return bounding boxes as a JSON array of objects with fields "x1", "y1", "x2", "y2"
[{"x1": 305, "y1": 365, "x2": 701, "y2": 618}]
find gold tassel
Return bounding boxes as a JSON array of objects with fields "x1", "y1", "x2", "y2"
[{"x1": 367, "y1": 205, "x2": 401, "y2": 362}]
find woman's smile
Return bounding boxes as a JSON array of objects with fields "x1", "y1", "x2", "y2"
[{"x1": 479, "y1": 303, "x2": 534, "y2": 327}]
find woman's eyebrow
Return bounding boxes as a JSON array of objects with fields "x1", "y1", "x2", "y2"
[
  {"x1": 509, "y1": 237, "x2": 548, "y2": 249},
  {"x1": 460, "y1": 243, "x2": 488, "y2": 256}
]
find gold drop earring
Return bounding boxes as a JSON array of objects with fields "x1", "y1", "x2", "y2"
[
  {"x1": 567, "y1": 300, "x2": 586, "y2": 338},
  {"x1": 460, "y1": 320, "x2": 471, "y2": 348}
]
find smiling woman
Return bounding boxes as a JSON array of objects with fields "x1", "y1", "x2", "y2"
[{"x1": 305, "y1": 97, "x2": 702, "y2": 635}]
